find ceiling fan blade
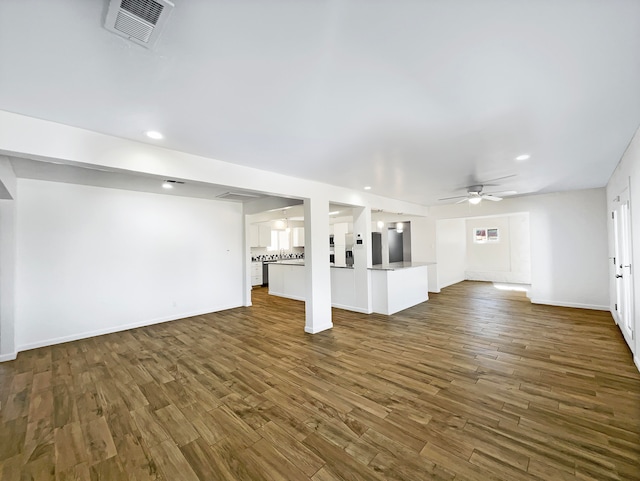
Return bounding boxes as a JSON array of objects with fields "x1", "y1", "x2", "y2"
[
  {"x1": 481, "y1": 194, "x2": 502, "y2": 201},
  {"x1": 477, "y1": 174, "x2": 516, "y2": 186},
  {"x1": 455, "y1": 198, "x2": 469, "y2": 204},
  {"x1": 484, "y1": 190, "x2": 517, "y2": 196},
  {"x1": 438, "y1": 195, "x2": 468, "y2": 201}
]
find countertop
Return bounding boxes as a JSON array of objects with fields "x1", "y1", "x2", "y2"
[
  {"x1": 269, "y1": 259, "x2": 305, "y2": 266},
  {"x1": 268, "y1": 261, "x2": 354, "y2": 269},
  {"x1": 267, "y1": 261, "x2": 435, "y2": 270},
  {"x1": 368, "y1": 261, "x2": 435, "y2": 271}
]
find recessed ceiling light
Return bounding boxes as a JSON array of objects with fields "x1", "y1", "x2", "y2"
[
  {"x1": 145, "y1": 130, "x2": 164, "y2": 140},
  {"x1": 364, "y1": 186, "x2": 372, "y2": 190},
  {"x1": 515, "y1": 154, "x2": 530, "y2": 161},
  {"x1": 162, "y1": 179, "x2": 184, "y2": 189}
]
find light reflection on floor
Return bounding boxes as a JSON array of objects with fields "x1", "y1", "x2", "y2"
[{"x1": 492, "y1": 282, "x2": 530, "y2": 293}]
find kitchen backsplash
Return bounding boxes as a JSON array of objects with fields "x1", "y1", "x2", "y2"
[{"x1": 251, "y1": 247, "x2": 304, "y2": 262}]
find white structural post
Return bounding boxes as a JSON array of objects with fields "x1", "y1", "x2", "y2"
[
  {"x1": 381, "y1": 224, "x2": 390, "y2": 265},
  {"x1": 352, "y1": 206, "x2": 373, "y2": 313},
  {"x1": 0, "y1": 157, "x2": 17, "y2": 361},
  {"x1": 304, "y1": 197, "x2": 332, "y2": 333},
  {"x1": 243, "y1": 208, "x2": 252, "y2": 307}
]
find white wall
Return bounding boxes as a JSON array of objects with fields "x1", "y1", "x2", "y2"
[
  {"x1": 16, "y1": 179, "x2": 244, "y2": 351},
  {"x1": 0, "y1": 111, "x2": 430, "y2": 346},
  {"x1": 430, "y1": 188, "x2": 609, "y2": 310},
  {"x1": 0, "y1": 156, "x2": 16, "y2": 360},
  {"x1": 607, "y1": 125, "x2": 640, "y2": 368},
  {"x1": 0, "y1": 112, "x2": 614, "y2": 355},
  {"x1": 409, "y1": 216, "x2": 439, "y2": 292},
  {"x1": 436, "y1": 218, "x2": 466, "y2": 289},
  {"x1": 410, "y1": 216, "x2": 436, "y2": 262},
  {"x1": 465, "y1": 213, "x2": 531, "y2": 284}
]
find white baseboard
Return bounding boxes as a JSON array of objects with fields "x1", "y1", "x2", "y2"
[
  {"x1": 268, "y1": 292, "x2": 305, "y2": 302},
  {"x1": 611, "y1": 309, "x2": 620, "y2": 325},
  {"x1": 305, "y1": 323, "x2": 333, "y2": 334},
  {"x1": 438, "y1": 277, "x2": 466, "y2": 290},
  {"x1": 0, "y1": 352, "x2": 17, "y2": 362},
  {"x1": 16, "y1": 303, "x2": 241, "y2": 354},
  {"x1": 634, "y1": 355, "x2": 640, "y2": 374},
  {"x1": 331, "y1": 303, "x2": 371, "y2": 314},
  {"x1": 465, "y1": 272, "x2": 531, "y2": 284},
  {"x1": 530, "y1": 298, "x2": 609, "y2": 311}
]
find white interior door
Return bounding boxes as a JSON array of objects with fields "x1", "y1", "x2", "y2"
[{"x1": 612, "y1": 188, "x2": 634, "y2": 351}]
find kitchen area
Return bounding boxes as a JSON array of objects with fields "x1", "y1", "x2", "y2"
[
  {"x1": 249, "y1": 215, "x2": 305, "y2": 289},
  {"x1": 247, "y1": 203, "x2": 434, "y2": 316}
]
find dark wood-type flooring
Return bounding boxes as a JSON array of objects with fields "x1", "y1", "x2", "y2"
[{"x1": 1, "y1": 281, "x2": 639, "y2": 480}]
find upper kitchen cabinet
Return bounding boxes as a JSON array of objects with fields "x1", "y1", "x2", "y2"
[
  {"x1": 249, "y1": 224, "x2": 272, "y2": 247},
  {"x1": 332, "y1": 222, "x2": 350, "y2": 266},
  {"x1": 333, "y1": 222, "x2": 349, "y2": 247},
  {"x1": 293, "y1": 227, "x2": 305, "y2": 247}
]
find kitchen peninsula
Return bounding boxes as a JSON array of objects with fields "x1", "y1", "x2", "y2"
[
  {"x1": 267, "y1": 260, "x2": 432, "y2": 315},
  {"x1": 266, "y1": 260, "x2": 306, "y2": 301},
  {"x1": 370, "y1": 262, "x2": 431, "y2": 315}
]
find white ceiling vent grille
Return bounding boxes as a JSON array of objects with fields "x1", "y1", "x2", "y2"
[
  {"x1": 105, "y1": 0, "x2": 174, "y2": 49},
  {"x1": 217, "y1": 192, "x2": 262, "y2": 202}
]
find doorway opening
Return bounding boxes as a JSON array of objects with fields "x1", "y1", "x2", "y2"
[{"x1": 436, "y1": 212, "x2": 532, "y2": 292}]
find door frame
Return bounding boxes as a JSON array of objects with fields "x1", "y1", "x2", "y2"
[{"x1": 612, "y1": 187, "x2": 635, "y2": 352}]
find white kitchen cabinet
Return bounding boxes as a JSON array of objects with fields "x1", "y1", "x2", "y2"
[
  {"x1": 249, "y1": 225, "x2": 260, "y2": 247},
  {"x1": 333, "y1": 222, "x2": 349, "y2": 245},
  {"x1": 267, "y1": 263, "x2": 284, "y2": 294},
  {"x1": 268, "y1": 263, "x2": 304, "y2": 300},
  {"x1": 251, "y1": 261, "x2": 263, "y2": 286},
  {"x1": 259, "y1": 225, "x2": 271, "y2": 246},
  {"x1": 333, "y1": 222, "x2": 349, "y2": 266},
  {"x1": 371, "y1": 264, "x2": 429, "y2": 315},
  {"x1": 330, "y1": 267, "x2": 356, "y2": 310},
  {"x1": 293, "y1": 227, "x2": 305, "y2": 247},
  {"x1": 249, "y1": 224, "x2": 272, "y2": 247}
]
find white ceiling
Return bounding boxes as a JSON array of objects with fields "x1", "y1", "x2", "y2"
[
  {"x1": 1, "y1": 0, "x2": 639, "y2": 206},
  {"x1": 249, "y1": 203, "x2": 349, "y2": 225}
]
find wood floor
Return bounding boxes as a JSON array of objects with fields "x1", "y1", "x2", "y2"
[{"x1": 1, "y1": 281, "x2": 639, "y2": 480}]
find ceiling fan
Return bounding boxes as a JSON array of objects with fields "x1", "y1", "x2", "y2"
[{"x1": 439, "y1": 175, "x2": 517, "y2": 204}]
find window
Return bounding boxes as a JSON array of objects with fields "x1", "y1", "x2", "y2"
[
  {"x1": 474, "y1": 227, "x2": 499, "y2": 243},
  {"x1": 267, "y1": 230, "x2": 290, "y2": 251}
]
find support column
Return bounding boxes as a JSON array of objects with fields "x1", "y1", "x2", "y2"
[
  {"x1": 304, "y1": 197, "x2": 332, "y2": 333},
  {"x1": 242, "y1": 209, "x2": 252, "y2": 307},
  {"x1": 352, "y1": 206, "x2": 372, "y2": 313},
  {"x1": 381, "y1": 224, "x2": 390, "y2": 265},
  {"x1": 0, "y1": 157, "x2": 17, "y2": 361}
]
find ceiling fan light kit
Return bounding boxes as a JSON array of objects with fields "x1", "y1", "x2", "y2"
[{"x1": 438, "y1": 176, "x2": 517, "y2": 205}]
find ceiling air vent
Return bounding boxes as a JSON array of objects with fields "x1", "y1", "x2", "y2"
[
  {"x1": 216, "y1": 192, "x2": 262, "y2": 202},
  {"x1": 104, "y1": 0, "x2": 175, "y2": 49}
]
